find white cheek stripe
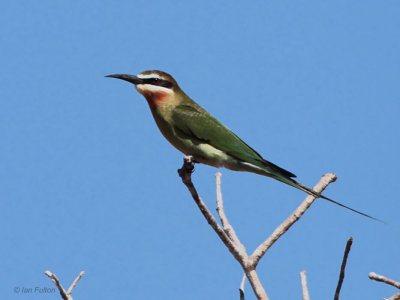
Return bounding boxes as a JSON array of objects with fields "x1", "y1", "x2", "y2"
[{"x1": 136, "y1": 84, "x2": 173, "y2": 94}]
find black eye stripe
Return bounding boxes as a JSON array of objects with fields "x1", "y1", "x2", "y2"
[{"x1": 142, "y1": 78, "x2": 173, "y2": 88}]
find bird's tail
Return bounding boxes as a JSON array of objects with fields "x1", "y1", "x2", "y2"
[{"x1": 270, "y1": 174, "x2": 383, "y2": 223}]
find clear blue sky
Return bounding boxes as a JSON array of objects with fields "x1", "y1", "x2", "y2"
[{"x1": 1, "y1": 1, "x2": 399, "y2": 299}]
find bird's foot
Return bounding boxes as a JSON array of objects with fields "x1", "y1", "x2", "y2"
[{"x1": 178, "y1": 155, "x2": 195, "y2": 177}]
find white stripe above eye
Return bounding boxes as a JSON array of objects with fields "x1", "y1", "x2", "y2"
[{"x1": 137, "y1": 73, "x2": 163, "y2": 80}]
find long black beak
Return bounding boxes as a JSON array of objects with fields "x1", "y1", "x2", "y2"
[{"x1": 105, "y1": 74, "x2": 144, "y2": 85}]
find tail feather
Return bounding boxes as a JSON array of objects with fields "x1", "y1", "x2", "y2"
[{"x1": 271, "y1": 174, "x2": 383, "y2": 223}]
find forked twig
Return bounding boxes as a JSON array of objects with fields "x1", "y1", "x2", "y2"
[
  {"x1": 45, "y1": 270, "x2": 84, "y2": 300},
  {"x1": 178, "y1": 156, "x2": 246, "y2": 263},
  {"x1": 178, "y1": 155, "x2": 337, "y2": 300}
]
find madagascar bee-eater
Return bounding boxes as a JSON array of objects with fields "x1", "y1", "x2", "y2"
[{"x1": 106, "y1": 70, "x2": 379, "y2": 221}]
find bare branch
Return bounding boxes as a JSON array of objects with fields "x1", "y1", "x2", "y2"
[
  {"x1": 369, "y1": 272, "x2": 400, "y2": 289},
  {"x1": 45, "y1": 270, "x2": 84, "y2": 300},
  {"x1": 300, "y1": 270, "x2": 311, "y2": 300},
  {"x1": 334, "y1": 237, "x2": 353, "y2": 300},
  {"x1": 245, "y1": 268, "x2": 268, "y2": 300},
  {"x1": 249, "y1": 173, "x2": 337, "y2": 266},
  {"x1": 178, "y1": 156, "x2": 268, "y2": 300},
  {"x1": 178, "y1": 156, "x2": 247, "y2": 263},
  {"x1": 178, "y1": 156, "x2": 338, "y2": 300},
  {"x1": 216, "y1": 172, "x2": 246, "y2": 254}
]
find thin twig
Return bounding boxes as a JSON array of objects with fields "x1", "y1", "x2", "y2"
[
  {"x1": 45, "y1": 270, "x2": 84, "y2": 300},
  {"x1": 369, "y1": 272, "x2": 400, "y2": 300},
  {"x1": 67, "y1": 271, "x2": 85, "y2": 295},
  {"x1": 300, "y1": 270, "x2": 311, "y2": 300},
  {"x1": 216, "y1": 172, "x2": 246, "y2": 254},
  {"x1": 334, "y1": 237, "x2": 353, "y2": 300},
  {"x1": 369, "y1": 272, "x2": 400, "y2": 289},
  {"x1": 249, "y1": 173, "x2": 337, "y2": 266}
]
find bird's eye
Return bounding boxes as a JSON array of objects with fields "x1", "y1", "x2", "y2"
[
  {"x1": 144, "y1": 77, "x2": 172, "y2": 88},
  {"x1": 147, "y1": 78, "x2": 161, "y2": 85}
]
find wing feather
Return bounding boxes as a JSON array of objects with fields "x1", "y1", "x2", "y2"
[{"x1": 171, "y1": 104, "x2": 296, "y2": 178}]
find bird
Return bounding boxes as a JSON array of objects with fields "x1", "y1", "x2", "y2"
[{"x1": 106, "y1": 70, "x2": 380, "y2": 222}]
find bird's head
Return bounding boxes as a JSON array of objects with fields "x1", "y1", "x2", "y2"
[{"x1": 105, "y1": 70, "x2": 179, "y2": 107}]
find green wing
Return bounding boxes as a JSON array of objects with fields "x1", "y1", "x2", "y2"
[{"x1": 171, "y1": 104, "x2": 296, "y2": 178}]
